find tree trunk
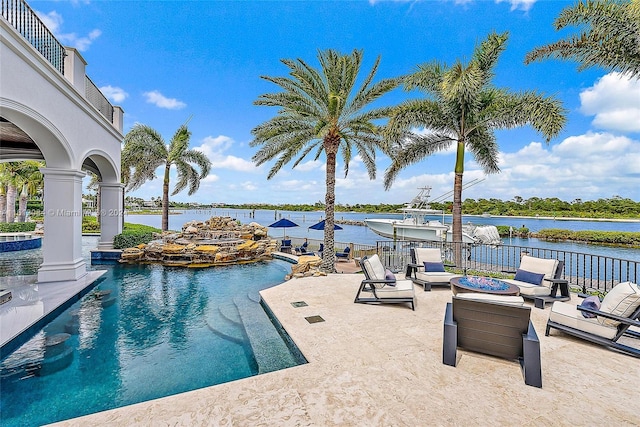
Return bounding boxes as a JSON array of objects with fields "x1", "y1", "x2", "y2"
[
  {"x1": 320, "y1": 150, "x2": 337, "y2": 273},
  {"x1": 162, "y1": 164, "x2": 171, "y2": 231},
  {"x1": 452, "y1": 140, "x2": 466, "y2": 266},
  {"x1": 6, "y1": 184, "x2": 16, "y2": 223},
  {"x1": 96, "y1": 185, "x2": 101, "y2": 227},
  {"x1": 452, "y1": 172, "x2": 464, "y2": 266},
  {"x1": 0, "y1": 189, "x2": 6, "y2": 223},
  {"x1": 18, "y1": 184, "x2": 27, "y2": 222}
]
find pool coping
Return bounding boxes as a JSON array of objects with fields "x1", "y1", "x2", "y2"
[{"x1": 50, "y1": 273, "x2": 640, "y2": 426}]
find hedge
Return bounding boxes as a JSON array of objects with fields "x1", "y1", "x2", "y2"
[
  {"x1": 535, "y1": 228, "x2": 640, "y2": 247},
  {"x1": 113, "y1": 223, "x2": 162, "y2": 249},
  {"x1": 0, "y1": 222, "x2": 37, "y2": 232}
]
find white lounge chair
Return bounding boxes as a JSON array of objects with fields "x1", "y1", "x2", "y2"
[
  {"x1": 546, "y1": 281, "x2": 640, "y2": 358},
  {"x1": 502, "y1": 255, "x2": 570, "y2": 307},
  {"x1": 355, "y1": 254, "x2": 415, "y2": 310},
  {"x1": 406, "y1": 248, "x2": 462, "y2": 291}
]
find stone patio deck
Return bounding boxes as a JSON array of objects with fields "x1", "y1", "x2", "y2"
[{"x1": 52, "y1": 272, "x2": 639, "y2": 426}]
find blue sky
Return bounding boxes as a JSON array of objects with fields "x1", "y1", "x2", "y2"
[{"x1": 33, "y1": 0, "x2": 640, "y2": 205}]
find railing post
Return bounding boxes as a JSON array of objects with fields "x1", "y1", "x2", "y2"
[
  {"x1": 113, "y1": 106, "x2": 124, "y2": 134},
  {"x1": 63, "y1": 47, "x2": 87, "y2": 94}
]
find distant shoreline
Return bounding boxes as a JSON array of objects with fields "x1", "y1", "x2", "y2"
[
  {"x1": 460, "y1": 214, "x2": 640, "y2": 223},
  {"x1": 124, "y1": 209, "x2": 640, "y2": 223}
]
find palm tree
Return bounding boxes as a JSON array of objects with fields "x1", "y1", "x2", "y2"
[
  {"x1": 86, "y1": 172, "x2": 101, "y2": 225},
  {"x1": 122, "y1": 124, "x2": 212, "y2": 231},
  {"x1": 383, "y1": 32, "x2": 566, "y2": 264},
  {"x1": 251, "y1": 49, "x2": 399, "y2": 272},
  {"x1": 17, "y1": 161, "x2": 44, "y2": 222},
  {"x1": 0, "y1": 162, "x2": 27, "y2": 223},
  {"x1": 525, "y1": 0, "x2": 640, "y2": 79}
]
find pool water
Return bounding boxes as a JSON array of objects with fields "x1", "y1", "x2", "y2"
[{"x1": 0, "y1": 252, "x2": 304, "y2": 426}]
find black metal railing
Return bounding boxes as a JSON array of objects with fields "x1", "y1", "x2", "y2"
[
  {"x1": 85, "y1": 76, "x2": 114, "y2": 122},
  {"x1": 375, "y1": 240, "x2": 639, "y2": 295},
  {"x1": 1, "y1": 0, "x2": 65, "y2": 74}
]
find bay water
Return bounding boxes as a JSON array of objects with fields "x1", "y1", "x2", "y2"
[{"x1": 125, "y1": 209, "x2": 640, "y2": 261}]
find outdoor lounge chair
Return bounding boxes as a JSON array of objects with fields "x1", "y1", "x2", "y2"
[
  {"x1": 443, "y1": 294, "x2": 542, "y2": 388},
  {"x1": 295, "y1": 241, "x2": 309, "y2": 255},
  {"x1": 280, "y1": 239, "x2": 292, "y2": 253},
  {"x1": 502, "y1": 255, "x2": 570, "y2": 308},
  {"x1": 405, "y1": 248, "x2": 462, "y2": 291},
  {"x1": 355, "y1": 254, "x2": 415, "y2": 310},
  {"x1": 546, "y1": 281, "x2": 640, "y2": 358},
  {"x1": 335, "y1": 246, "x2": 350, "y2": 261}
]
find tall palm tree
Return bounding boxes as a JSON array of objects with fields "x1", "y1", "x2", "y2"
[
  {"x1": 0, "y1": 162, "x2": 27, "y2": 223},
  {"x1": 17, "y1": 161, "x2": 44, "y2": 222},
  {"x1": 384, "y1": 32, "x2": 566, "y2": 264},
  {"x1": 122, "y1": 124, "x2": 212, "y2": 231},
  {"x1": 251, "y1": 49, "x2": 399, "y2": 272},
  {"x1": 525, "y1": 0, "x2": 640, "y2": 79}
]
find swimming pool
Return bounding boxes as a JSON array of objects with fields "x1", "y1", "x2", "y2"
[
  {"x1": 0, "y1": 234, "x2": 42, "y2": 252},
  {"x1": 0, "y1": 251, "x2": 305, "y2": 426}
]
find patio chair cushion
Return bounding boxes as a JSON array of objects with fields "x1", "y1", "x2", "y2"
[
  {"x1": 519, "y1": 256, "x2": 558, "y2": 281},
  {"x1": 502, "y1": 279, "x2": 552, "y2": 297},
  {"x1": 362, "y1": 254, "x2": 386, "y2": 281},
  {"x1": 423, "y1": 261, "x2": 445, "y2": 272},
  {"x1": 374, "y1": 279, "x2": 414, "y2": 299},
  {"x1": 598, "y1": 282, "x2": 640, "y2": 327},
  {"x1": 548, "y1": 301, "x2": 618, "y2": 340},
  {"x1": 454, "y1": 293, "x2": 525, "y2": 306},
  {"x1": 414, "y1": 248, "x2": 443, "y2": 264},
  {"x1": 415, "y1": 271, "x2": 461, "y2": 284},
  {"x1": 514, "y1": 269, "x2": 545, "y2": 286}
]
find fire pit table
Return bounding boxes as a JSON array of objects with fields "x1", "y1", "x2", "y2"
[{"x1": 450, "y1": 276, "x2": 520, "y2": 296}]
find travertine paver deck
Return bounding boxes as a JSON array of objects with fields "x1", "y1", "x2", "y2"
[{"x1": 52, "y1": 272, "x2": 639, "y2": 426}]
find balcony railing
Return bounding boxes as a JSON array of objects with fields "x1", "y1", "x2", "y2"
[
  {"x1": 1, "y1": 0, "x2": 65, "y2": 74},
  {"x1": 86, "y1": 76, "x2": 114, "y2": 122},
  {"x1": 374, "y1": 240, "x2": 639, "y2": 295},
  {"x1": 3, "y1": 0, "x2": 116, "y2": 124}
]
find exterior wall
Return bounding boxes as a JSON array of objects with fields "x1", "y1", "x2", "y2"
[
  {"x1": 1, "y1": 18, "x2": 123, "y2": 282},
  {"x1": 1, "y1": 19, "x2": 122, "y2": 173}
]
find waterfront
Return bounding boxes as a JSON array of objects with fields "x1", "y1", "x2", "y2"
[{"x1": 125, "y1": 209, "x2": 640, "y2": 261}]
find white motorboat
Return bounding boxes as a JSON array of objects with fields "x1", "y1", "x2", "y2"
[{"x1": 364, "y1": 187, "x2": 500, "y2": 245}]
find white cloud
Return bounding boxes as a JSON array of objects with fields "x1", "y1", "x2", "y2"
[
  {"x1": 369, "y1": 0, "x2": 535, "y2": 12},
  {"x1": 296, "y1": 160, "x2": 324, "y2": 172},
  {"x1": 143, "y1": 90, "x2": 186, "y2": 110},
  {"x1": 99, "y1": 85, "x2": 128, "y2": 103},
  {"x1": 580, "y1": 73, "x2": 640, "y2": 133},
  {"x1": 194, "y1": 135, "x2": 256, "y2": 172},
  {"x1": 201, "y1": 174, "x2": 219, "y2": 184},
  {"x1": 484, "y1": 133, "x2": 640, "y2": 200},
  {"x1": 494, "y1": 0, "x2": 537, "y2": 12},
  {"x1": 35, "y1": 10, "x2": 101, "y2": 51}
]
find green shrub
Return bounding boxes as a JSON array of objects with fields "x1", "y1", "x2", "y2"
[
  {"x1": 536, "y1": 228, "x2": 640, "y2": 247},
  {"x1": 113, "y1": 223, "x2": 162, "y2": 249},
  {"x1": 82, "y1": 216, "x2": 100, "y2": 233},
  {"x1": 0, "y1": 222, "x2": 37, "y2": 232}
]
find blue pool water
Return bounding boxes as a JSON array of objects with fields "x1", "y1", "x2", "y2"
[{"x1": 0, "y1": 248, "x2": 304, "y2": 426}]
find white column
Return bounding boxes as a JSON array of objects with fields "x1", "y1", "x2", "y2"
[
  {"x1": 98, "y1": 183, "x2": 124, "y2": 249},
  {"x1": 38, "y1": 168, "x2": 87, "y2": 283}
]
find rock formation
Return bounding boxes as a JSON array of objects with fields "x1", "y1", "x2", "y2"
[{"x1": 120, "y1": 216, "x2": 276, "y2": 267}]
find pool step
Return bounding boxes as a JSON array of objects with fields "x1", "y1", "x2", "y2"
[
  {"x1": 205, "y1": 305, "x2": 244, "y2": 344},
  {"x1": 233, "y1": 296, "x2": 298, "y2": 374}
]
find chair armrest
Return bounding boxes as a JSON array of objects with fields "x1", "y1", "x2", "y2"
[
  {"x1": 577, "y1": 306, "x2": 640, "y2": 327},
  {"x1": 502, "y1": 269, "x2": 516, "y2": 274},
  {"x1": 407, "y1": 262, "x2": 422, "y2": 269},
  {"x1": 544, "y1": 278, "x2": 568, "y2": 284},
  {"x1": 362, "y1": 279, "x2": 397, "y2": 289}
]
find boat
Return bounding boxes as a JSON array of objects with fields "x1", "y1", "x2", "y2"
[{"x1": 364, "y1": 187, "x2": 501, "y2": 245}]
